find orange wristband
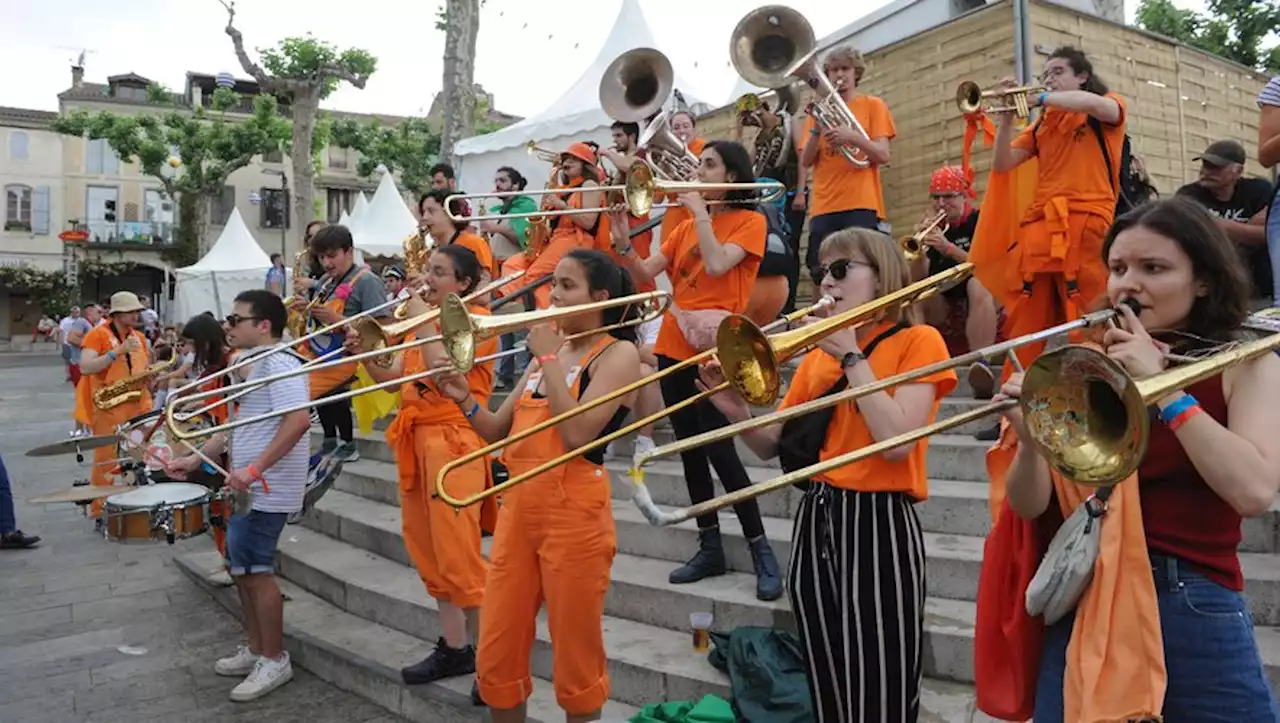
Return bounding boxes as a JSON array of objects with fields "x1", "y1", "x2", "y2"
[{"x1": 537, "y1": 354, "x2": 558, "y2": 366}]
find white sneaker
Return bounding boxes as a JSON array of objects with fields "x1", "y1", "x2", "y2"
[
  {"x1": 230, "y1": 652, "x2": 294, "y2": 702},
  {"x1": 632, "y1": 435, "x2": 658, "y2": 468},
  {"x1": 214, "y1": 645, "x2": 258, "y2": 677}
]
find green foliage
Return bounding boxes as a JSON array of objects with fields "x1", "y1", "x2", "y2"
[
  {"x1": 434, "y1": 0, "x2": 486, "y2": 32},
  {"x1": 330, "y1": 117, "x2": 442, "y2": 196},
  {"x1": 257, "y1": 35, "x2": 377, "y2": 99},
  {"x1": 0, "y1": 260, "x2": 139, "y2": 317},
  {"x1": 1136, "y1": 0, "x2": 1280, "y2": 73}
]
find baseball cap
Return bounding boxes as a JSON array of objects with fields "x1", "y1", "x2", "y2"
[{"x1": 1193, "y1": 140, "x2": 1246, "y2": 167}]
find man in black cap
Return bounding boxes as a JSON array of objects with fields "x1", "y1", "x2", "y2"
[
  {"x1": 1176, "y1": 140, "x2": 1273, "y2": 299},
  {"x1": 382, "y1": 264, "x2": 409, "y2": 304}
]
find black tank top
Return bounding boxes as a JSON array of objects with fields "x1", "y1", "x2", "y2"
[{"x1": 531, "y1": 342, "x2": 630, "y2": 465}]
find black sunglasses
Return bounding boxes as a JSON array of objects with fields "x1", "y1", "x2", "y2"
[
  {"x1": 816, "y1": 258, "x2": 871, "y2": 281},
  {"x1": 224, "y1": 314, "x2": 262, "y2": 327}
]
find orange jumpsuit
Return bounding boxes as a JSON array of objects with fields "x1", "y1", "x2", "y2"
[
  {"x1": 302, "y1": 266, "x2": 374, "y2": 400},
  {"x1": 526, "y1": 182, "x2": 596, "y2": 310},
  {"x1": 386, "y1": 316, "x2": 498, "y2": 608},
  {"x1": 475, "y1": 337, "x2": 620, "y2": 714},
  {"x1": 77, "y1": 323, "x2": 152, "y2": 518}
]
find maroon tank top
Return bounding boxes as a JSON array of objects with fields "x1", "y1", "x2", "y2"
[{"x1": 1138, "y1": 374, "x2": 1243, "y2": 590}]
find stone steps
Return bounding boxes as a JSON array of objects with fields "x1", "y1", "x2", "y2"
[{"x1": 174, "y1": 550, "x2": 640, "y2": 723}]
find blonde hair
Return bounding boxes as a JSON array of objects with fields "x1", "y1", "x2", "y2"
[
  {"x1": 819, "y1": 228, "x2": 920, "y2": 325},
  {"x1": 823, "y1": 46, "x2": 866, "y2": 83}
]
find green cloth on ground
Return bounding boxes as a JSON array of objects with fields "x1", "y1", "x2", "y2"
[
  {"x1": 629, "y1": 694, "x2": 736, "y2": 723},
  {"x1": 707, "y1": 627, "x2": 813, "y2": 723}
]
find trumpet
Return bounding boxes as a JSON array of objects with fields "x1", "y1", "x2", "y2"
[
  {"x1": 444, "y1": 161, "x2": 785, "y2": 223},
  {"x1": 956, "y1": 80, "x2": 1046, "y2": 118},
  {"x1": 166, "y1": 290, "x2": 673, "y2": 441},
  {"x1": 630, "y1": 303, "x2": 1280, "y2": 525},
  {"x1": 526, "y1": 140, "x2": 561, "y2": 165},
  {"x1": 730, "y1": 6, "x2": 871, "y2": 168},
  {"x1": 900, "y1": 210, "x2": 949, "y2": 262}
]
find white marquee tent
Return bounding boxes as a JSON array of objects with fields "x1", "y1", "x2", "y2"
[
  {"x1": 352, "y1": 172, "x2": 416, "y2": 258},
  {"x1": 452, "y1": 0, "x2": 713, "y2": 196},
  {"x1": 173, "y1": 208, "x2": 274, "y2": 320},
  {"x1": 348, "y1": 192, "x2": 371, "y2": 232}
]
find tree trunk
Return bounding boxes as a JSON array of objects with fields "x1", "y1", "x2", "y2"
[
  {"x1": 178, "y1": 192, "x2": 207, "y2": 262},
  {"x1": 439, "y1": 0, "x2": 480, "y2": 163},
  {"x1": 290, "y1": 92, "x2": 321, "y2": 239}
]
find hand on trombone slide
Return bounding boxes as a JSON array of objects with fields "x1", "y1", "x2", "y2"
[{"x1": 1101, "y1": 302, "x2": 1170, "y2": 379}]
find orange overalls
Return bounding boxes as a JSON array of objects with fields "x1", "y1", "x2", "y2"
[
  {"x1": 301, "y1": 266, "x2": 374, "y2": 400},
  {"x1": 76, "y1": 324, "x2": 152, "y2": 518},
  {"x1": 525, "y1": 181, "x2": 595, "y2": 310},
  {"x1": 386, "y1": 319, "x2": 498, "y2": 608},
  {"x1": 475, "y1": 337, "x2": 619, "y2": 714},
  {"x1": 199, "y1": 360, "x2": 233, "y2": 560}
]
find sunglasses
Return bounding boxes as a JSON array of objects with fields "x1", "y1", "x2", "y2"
[
  {"x1": 817, "y1": 258, "x2": 872, "y2": 281},
  {"x1": 224, "y1": 314, "x2": 262, "y2": 327}
]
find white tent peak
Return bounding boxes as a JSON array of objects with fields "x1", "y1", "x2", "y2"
[
  {"x1": 348, "y1": 192, "x2": 371, "y2": 232},
  {"x1": 456, "y1": 0, "x2": 713, "y2": 156},
  {"x1": 353, "y1": 172, "x2": 416, "y2": 257},
  {"x1": 185, "y1": 208, "x2": 271, "y2": 271},
  {"x1": 338, "y1": 209, "x2": 352, "y2": 228}
]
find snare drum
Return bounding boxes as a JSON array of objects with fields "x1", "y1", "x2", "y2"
[{"x1": 104, "y1": 483, "x2": 212, "y2": 544}]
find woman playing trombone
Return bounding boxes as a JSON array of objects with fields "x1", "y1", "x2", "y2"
[
  {"x1": 434, "y1": 249, "x2": 642, "y2": 721},
  {"x1": 697, "y1": 227, "x2": 956, "y2": 722},
  {"x1": 608, "y1": 140, "x2": 785, "y2": 601},
  {"x1": 990, "y1": 198, "x2": 1280, "y2": 721}
]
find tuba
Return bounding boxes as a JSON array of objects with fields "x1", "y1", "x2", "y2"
[
  {"x1": 94, "y1": 354, "x2": 180, "y2": 411},
  {"x1": 599, "y1": 48, "x2": 674, "y2": 123}
]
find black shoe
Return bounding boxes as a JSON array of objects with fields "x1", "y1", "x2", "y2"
[
  {"x1": 0, "y1": 531, "x2": 40, "y2": 549},
  {"x1": 470, "y1": 678, "x2": 485, "y2": 706},
  {"x1": 400, "y1": 638, "x2": 476, "y2": 685},
  {"x1": 669, "y1": 526, "x2": 727, "y2": 584},
  {"x1": 749, "y1": 536, "x2": 783, "y2": 601},
  {"x1": 974, "y1": 423, "x2": 1000, "y2": 442}
]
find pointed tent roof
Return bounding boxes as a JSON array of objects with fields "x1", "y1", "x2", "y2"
[
  {"x1": 180, "y1": 209, "x2": 271, "y2": 272},
  {"x1": 348, "y1": 192, "x2": 371, "y2": 231},
  {"x1": 338, "y1": 209, "x2": 352, "y2": 228},
  {"x1": 456, "y1": 0, "x2": 712, "y2": 156},
  {"x1": 352, "y1": 173, "x2": 416, "y2": 257}
]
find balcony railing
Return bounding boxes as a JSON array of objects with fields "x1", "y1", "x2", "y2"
[{"x1": 83, "y1": 220, "x2": 175, "y2": 246}]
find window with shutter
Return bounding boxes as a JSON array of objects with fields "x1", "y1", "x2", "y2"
[
  {"x1": 32, "y1": 186, "x2": 50, "y2": 235},
  {"x1": 4, "y1": 184, "x2": 32, "y2": 230},
  {"x1": 9, "y1": 131, "x2": 29, "y2": 161}
]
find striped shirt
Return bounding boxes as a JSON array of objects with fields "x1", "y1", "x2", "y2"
[
  {"x1": 1260, "y1": 77, "x2": 1280, "y2": 108},
  {"x1": 230, "y1": 346, "x2": 310, "y2": 513}
]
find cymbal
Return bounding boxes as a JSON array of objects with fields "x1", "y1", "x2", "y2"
[
  {"x1": 29, "y1": 484, "x2": 136, "y2": 504},
  {"x1": 26, "y1": 434, "x2": 119, "y2": 458}
]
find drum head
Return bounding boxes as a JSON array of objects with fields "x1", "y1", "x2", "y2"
[{"x1": 106, "y1": 482, "x2": 211, "y2": 509}]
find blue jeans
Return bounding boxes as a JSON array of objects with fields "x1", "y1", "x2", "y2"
[
  {"x1": 1035, "y1": 554, "x2": 1280, "y2": 722},
  {"x1": 1267, "y1": 191, "x2": 1280, "y2": 301},
  {"x1": 0, "y1": 454, "x2": 15, "y2": 535},
  {"x1": 226, "y1": 510, "x2": 289, "y2": 576},
  {"x1": 497, "y1": 330, "x2": 529, "y2": 383}
]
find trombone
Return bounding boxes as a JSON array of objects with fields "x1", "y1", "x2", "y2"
[
  {"x1": 444, "y1": 161, "x2": 786, "y2": 223},
  {"x1": 900, "y1": 210, "x2": 948, "y2": 262},
  {"x1": 434, "y1": 263, "x2": 973, "y2": 510},
  {"x1": 630, "y1": 304, "x2": 1280, "y2": 525},
  {"x1": 599, "y1": 47, "x2": 674, "y2": 123},
  {"x1": 167, "y1": 290, "x2": 673, "y2": 441},
  {"x1": 956, "y1": 80, "x2": 1046, "y2": 118}
]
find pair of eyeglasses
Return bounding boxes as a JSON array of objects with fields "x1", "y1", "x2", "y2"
[
  {"x1": 224, "y1": 314, "x2": 262, "y2": 327},
  {"x1": 816, "y1": 258, "x2": 873, "y2": 281}
]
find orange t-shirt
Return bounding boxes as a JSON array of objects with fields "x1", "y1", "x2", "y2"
[
  {"x1": 802, "y1": 95, "x2": 896, "y2": 218},
  {"x1": 450, "y1": 230, "x2": 498, "y2": 280},
  {"x1": 77, "y1": 324, "x2": 153, "y2": 427},
  {"x1": 399, "y1": 309, "x2": 497, "y2": 425},
  {"x1": 653, "y1": 207, "x2": 766, "y2": 361},
  {"x1": 777, "y1": 322, "x2": 956, "y2": 499},
  {"x1": 658, "y1": 137, "x2": 707, "y2": 243},
  {"x1": 1011, "y1": 92, "x2": 1127, "y2": 221}
]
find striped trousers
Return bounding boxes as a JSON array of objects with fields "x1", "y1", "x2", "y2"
[{"x1": 787, "y1": 485, "x2": 927, "y2": 723}]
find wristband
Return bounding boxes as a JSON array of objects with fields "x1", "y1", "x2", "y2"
[
  {"x1": 246, "y1": 464, "x2": 262, "y2": 481},
  {"x1": 809, "y1": 127, "x2": 820, "y2": 136},
  {"x1": 1168, "y1": 405, "x2": 1203, "y2": 432},
  {"x1": 537, "y1": 353, "x2": 558, "y2": 366},
  {"x1": 1037, "y1": 91, "x2": 1049, "y2": 108},
  {"x1": 1157, "y1": 394, "x2": 1198, "y2": 426},
  {"x1": 463, "y1": 401, "x2": 480, "y2": 419},
  {"x1": 107, "y1": 350, "x2": 117, "y2": 361}
]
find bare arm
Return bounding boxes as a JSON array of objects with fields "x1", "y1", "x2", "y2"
[
  {"x1": 692, "y1": 217, "x2": 748, "y2": 277},
  {"x1": 992, "y1": 114, "x2": 1033, "y2": 173},
  {"x1": 843, "y1": 359, "x2": 941, "y2": 461},
  {"x1": 997, "y1": 374, "x2": 1056, "y2": 520},
  {"x1": 799, "y1": 126, "x2": 821, "y2": 169},
  {"x1": 1216, "y1": 215, "x2": 1269, "y2": 246},
  {"x1": 539, "y1": 342, "x2": 641, "y2": 450},
  {"x1": 454, "y1": 364, "x2": 530, "y2": 443},
  {"x1": 848, "y1": 135, "x2": 891, "y2": 166},
  {"x1": 569, "y1": 181, "x2": 601, "y2": 231},
  {"x1": 78, "y1": 347, "x2": 119, "y2": 375},
  {"x1": 1043, "y1": 90, "x2": 1122, "y2": 124},
  {"x1": 610, "y1": 214, "x2": 667, "y2": 284}
]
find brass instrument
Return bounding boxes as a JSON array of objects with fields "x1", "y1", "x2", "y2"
[
  {"x1": 901, "y1": 210, "x2": 949, "y2": 262},
  {"x1": 526, "y1": 140, "x2": 562, "y2": 165},
  {"x1": 393, "y1": 229, "x2": 434, "y2": 321},
  {"x1": 284, "y1": 248, "x2": 314, "y2": 340},
  {"x1": 956, "y1": 80, "x2": 1047, "y2": 118},
  {"x1": 93, "y1": 354, "x2": 180, "y2": 411},
  {"x1": 444, "y1": 161, "x2": 786, "y2": 223},
  {"x1": 736, "y1": 92, "x2": 762, "y2": 118},
  {"x1": 730, "y1": 6, "x2": 872, "y2": 168},
  {"x1": 167, "y1": 290, "x2": 673, "y2": 441},
  {"x1": 599, "y1": 48, "x2": 675, "y2": 123},
  {"x1": 637, "y1": 108, "x2": 701, "y2": 181}
]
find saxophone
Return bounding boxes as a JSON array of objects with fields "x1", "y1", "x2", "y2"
[
  {"x1": 93, "y1": 354, "x2": 180, "y2": 411},
  {"x1": 393, "y1": 229, "x2": 433, "y2": 320},
  {"x1": 284, "y1": 248, "x2": 313, "y2": 340}
]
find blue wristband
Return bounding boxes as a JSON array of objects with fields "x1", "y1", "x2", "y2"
[
  {"x1": 1157, "y1": 394, "x2": 1197, "y2": 426},
  {"x1": 463, "y1": 401, "x2": 480, "y2": 419},
  {"x1": 107, "y1": 350, "x2": 117, "y2": 361},
  {"x1": 1037, "y1": 91, "x2": 1049, "y2": 108}
]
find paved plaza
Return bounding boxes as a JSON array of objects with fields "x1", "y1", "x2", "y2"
[{"x1": 0, "y1": 348, "x2": 405, "y2": 723}]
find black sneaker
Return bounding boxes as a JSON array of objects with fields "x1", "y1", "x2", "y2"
[
  {"x1": 0, "y1": 531, "x2": 40, "y2": 549},
  {"x1": 470, "y1": 678, "x2": 485, "y2": 706},
  {"x1": 400, "y1": 638, "x2": 476, "y2": 685}
]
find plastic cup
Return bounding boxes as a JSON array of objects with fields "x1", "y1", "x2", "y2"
[{"x1": 690, "y1": 611, "x2": 713, "y2": 652}]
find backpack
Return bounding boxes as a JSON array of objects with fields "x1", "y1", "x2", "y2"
[{"x1": 756, "y1": 179, "x2": 795, "y2": 278}]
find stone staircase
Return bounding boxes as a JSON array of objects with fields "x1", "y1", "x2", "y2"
[{"x1": 177, "y1": 373, "x2": 1280, "y2": 722}]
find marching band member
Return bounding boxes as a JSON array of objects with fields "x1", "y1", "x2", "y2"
[
  {"x1": 987, "y1": 46, "x2": 1126, "y2": 370},
  {"x1": 598, "y1": 120, "x2": 657, "y2": 293},
  {"x1": 291, "y1": 225, "x2": 390, "y2": 463},
  {"x1": 738, "y1": 92, "x2": 805, "y2": 315},
  {"x1": 176, "y1": 312, "x2": 235, "y2": 559},
  {"x1": 657, "y1": 110, "x2": 708, "y2": 245},
  {"x1": 609, "y1": 140, "x2": 784, "y2": 601},
  {"x1": 912, "y1": 166, "x2": 1000, "y2": 397},
  {"x1": 483, "y1": 167, "x2": 537, "y2": 391},
  {"x1": 799, "y1": 45, "x2": 895, "y2": 282},
  {"x1": 524, "y1": 142, "x2": 604, "y2": 310},
  {"x1": 986, "y1": 198, "x2": 1280, "y2": 721},
  {"x1": 435, "y1": 249, "x2": 642, "y2": 721},
  {"x1": 352, "y1": 245, "x2": 495, "y2": 700},
  {"x1": 701, "y1": 227, "x2": 956, "y2": 722},
  {"x1": 76, "y1": 291, "x2": 153, "y2": 520},
  {"x1": 419, "y1": 190, "x2": 498, "y2": 283}
]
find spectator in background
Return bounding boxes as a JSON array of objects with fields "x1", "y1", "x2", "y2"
[
  {"x1": 1176, "y1": 140, "x2": 1273, "y2": 301},
  {"x1": 1259, "y1": 76, "x2": 1280, "y2": 302},
  {"x1": 64, "y1": 305, "x2": 98, "y2": 386},
  {"x1": 0, "y1": 455, "x2": 40, "y2": 550},
  {"x1": 265, "y1": 253, "x2": 287, "y2": 296},
  {"x1": 383, "y1": 264, "x2": 410, "y2": 303},
  {"x1": 34, "y1": 315, "x2": 55, "y2": 343},
  {"x1": 58, "y1": 307, "x2": 81, "y2": 380},
  {"x1": 140, "y1": 297, "x2": 159, "y2": 341},
  {"x1": 430, "y1": 163, "x2": 458, "y2": 193}
]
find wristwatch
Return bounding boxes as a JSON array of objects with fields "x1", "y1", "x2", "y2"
[{"x1": 841, "y1": 350, "x2": 866, "y2": 369}]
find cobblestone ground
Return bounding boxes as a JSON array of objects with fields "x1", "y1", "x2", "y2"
[{"x1": 0, "y1": 349, "x2": 405, "y2": 723}]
